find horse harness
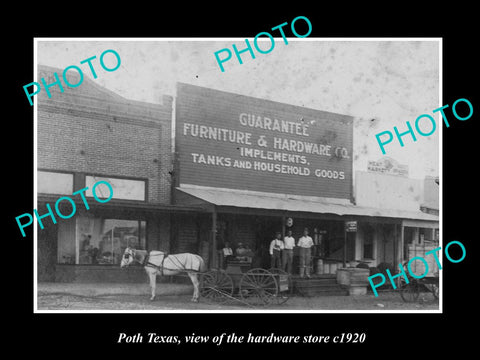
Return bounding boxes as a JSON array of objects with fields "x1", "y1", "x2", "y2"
[
  {"x1": 141, "y1": 253, "x2": 166, "y2": 275},
  {"x1": 142, "y1": 252, "x2": 193, "y2": 276}
]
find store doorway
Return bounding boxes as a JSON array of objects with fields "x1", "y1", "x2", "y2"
[{"x1": 254, "y1": 216, "x2": 283, "y2": 268}]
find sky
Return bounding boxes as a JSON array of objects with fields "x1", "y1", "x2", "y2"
[{"x1": 36, "y1": 39, "x2": 440, "y2": 180}]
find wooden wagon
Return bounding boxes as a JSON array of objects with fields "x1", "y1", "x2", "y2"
[
  {"x1": 199, "y1": 259, "x2": 292, "y2": 307},
  {"x1": 399, "y1": 240, "x2": 440, "y2": 302}
]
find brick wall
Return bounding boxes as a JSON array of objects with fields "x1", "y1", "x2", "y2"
[
  {"x1": 37, "y1": 65, "x2": 173, "y2": 204},
  {"x1": 146, "y1": 213, "x2": 171, "y2": 252}
]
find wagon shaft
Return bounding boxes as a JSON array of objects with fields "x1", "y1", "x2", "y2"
[{"x1": 200, "y1": 270, "x2": 234, "y2": 303}]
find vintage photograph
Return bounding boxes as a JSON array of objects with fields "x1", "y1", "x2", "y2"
[{"x1": 34, "y1": 39, "x2": 440, "y2": 312}]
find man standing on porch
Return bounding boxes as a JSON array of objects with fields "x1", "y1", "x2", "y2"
[
  {"x1": 283, "y1": 229, "x2": 295, "y2": 274},
  {"x1": 269, "y1": 231, "x2": 284, "y2": 269},
  {"x1": 298, "y1": 228, "x2": 314, "y2": 278}
]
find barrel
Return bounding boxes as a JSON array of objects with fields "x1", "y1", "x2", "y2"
[
  {"x1": 316, "y1": 259, "x2": 324, "y2": 275},
  {"x1": 323, "y1": 263, "x2": 330, "y2": 274}
]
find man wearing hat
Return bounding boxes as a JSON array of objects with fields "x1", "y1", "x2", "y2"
[
  {"x1": 297, "y1": 228, "x2": 314, "y2": 278},
  {"x1": 269, "y1": 231, "x2": 284, "y2": 269}
]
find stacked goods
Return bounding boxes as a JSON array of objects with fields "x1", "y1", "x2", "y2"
[{"x1": 407, "y1": 243, "x2": 440, "y2": 278}]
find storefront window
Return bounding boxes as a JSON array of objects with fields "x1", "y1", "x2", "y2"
[
  {"x1": 38, "y1": 170, "x2": 73, "y2": 195},
  {"x1": 85, "y1": 175, "x2": 146, "y2": 201},
  {"x1": 56, "y1": 216, "x2": 146, "y2": 265}
]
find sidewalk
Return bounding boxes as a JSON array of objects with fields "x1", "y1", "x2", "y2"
[{"x1": 37, "y1": 282, "x2": 193, "y2": 297}]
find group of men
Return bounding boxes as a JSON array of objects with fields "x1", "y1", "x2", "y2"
[{"x1": 269, "y1": 228, "x2": 314, "y2": 278}]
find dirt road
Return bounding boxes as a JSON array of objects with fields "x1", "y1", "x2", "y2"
[{"x1": 37, "y1": 291, "x2": 439, "y2": 311}]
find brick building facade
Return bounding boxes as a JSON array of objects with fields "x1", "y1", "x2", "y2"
[
  {"x1": 36, "y1": 65, "x2": 204, "y2": 282},
  {"x1": 37, "y1": 66, "x2": 172, "y2": 204}
]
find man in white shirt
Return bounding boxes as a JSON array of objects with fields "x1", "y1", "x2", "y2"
[
  {"x1": 269, "y1": 232, "x2": 284, "y2": 269},
  {"x1": 297, "y1": 228, "x2": 314, "y2": 278},
  {"x1": 282, "y1": 229, "x2": 295, "y2": 274}
]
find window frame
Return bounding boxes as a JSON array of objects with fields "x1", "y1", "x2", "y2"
[
  {"x1": 84, "y1": 173, "x2": 149, "y2": 202},
  {"x1": 72, "y1": 216, "x2": 147, "y2": 266},
  {"x1": 37, "y1": 169, "x2": 75, "y2": 196}
]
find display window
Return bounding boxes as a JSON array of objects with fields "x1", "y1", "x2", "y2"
[{"x1": 58, "y1": 216, "x2": 146, "y2": 265}]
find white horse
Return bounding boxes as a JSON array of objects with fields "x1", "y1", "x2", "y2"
[{"x1": 120, "y1": 247, "x2": 205, "y2": 302}]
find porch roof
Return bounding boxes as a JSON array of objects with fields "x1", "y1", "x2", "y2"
[{"x1": 176, "y1": 185, "x2": 439, "y2": 223}]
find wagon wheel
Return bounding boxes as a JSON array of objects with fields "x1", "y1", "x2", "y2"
[
  {"x1": 200, "y1": 270, "x2": 234, "y2": 303},
  {"x1": 268, "y1": 268, "x2": 292, "y2": 305},
  {"x1": 400, "y1": 280, "x2": 420, "y2": 302},
  {"x1": 427, "y1": 281, "x2": 439, "y2": 299},
  {"x1": 239, "y1": 268, "x2": 278, "y2": 306}
]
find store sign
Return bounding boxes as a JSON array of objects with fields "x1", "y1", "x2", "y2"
[
  {"x1": 175, "y1": 83, "x2": 353, "y2": 199},
  {"x1": 367, "y1": 157, "x2": 408, "y2": 177},
  {"x1": 345, "y1": 221, "x2": 357, "y2": 232}
]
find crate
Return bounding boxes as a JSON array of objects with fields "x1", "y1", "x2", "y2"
[{"x1": 407, "y1": 243, "x2": 440, "y2": 278}]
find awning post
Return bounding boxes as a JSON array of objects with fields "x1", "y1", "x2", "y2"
[
  {"x1": 397, "y1": 222, "x2": 404, "y2": 269},
  {"x1": 211, "y1": 206, "x2": 217, "y2": 269}
]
